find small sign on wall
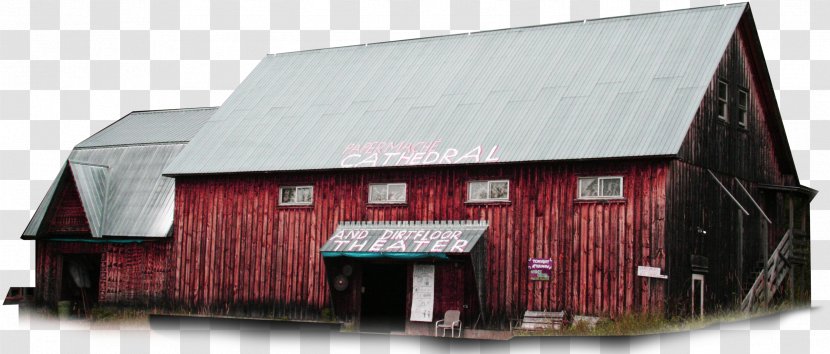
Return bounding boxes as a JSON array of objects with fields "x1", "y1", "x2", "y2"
[
  {"x1": 410, "y1": 264, "x2": 435, "y2": 322},
  {"x1": 637, "y1": 266, "x2": 668, "y2": 279},
  {"x1": 528, "y1": 258, "x2": 553, "y2": 281}
]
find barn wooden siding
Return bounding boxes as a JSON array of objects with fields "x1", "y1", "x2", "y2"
[
  {"x1": 171, "y1": 159, "x2": 669, "y2": 323},
  {"x1": 34, "y1": 240, "x2": 170, "y2": 305},
  {"x1": 665, "y1": 17, "x2": 801, "y2": 316},
  {"x1": 46, "y1": 170, "x2": 90, "y2": 235}
]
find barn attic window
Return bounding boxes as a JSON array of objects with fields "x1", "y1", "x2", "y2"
[
  {"x1": 369, "y1": 183, "x2": 407, "y2": 204},
  {"x1": 717, "y1": 79, "x2": 728, "y2": 121},
  {"x1": 738, "y1": 88, "x2": 749, "y2": 128},
  {"x1": 280, "y1": 186, "x2": 313, "y2": 205},
  {"x1": 578, "y1": 176, "x2": 623, "y2": 199}
]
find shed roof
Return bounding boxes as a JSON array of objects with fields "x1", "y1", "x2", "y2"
[
  {"x1": 77, "y1": 107, "x2": 217, "y2": 148},
  {"x1": 23, "y1": 108, "x2": 214, "y2": 238},
  {"x1": 164, "y1": 4, "x2": 747, "y2": 175}
]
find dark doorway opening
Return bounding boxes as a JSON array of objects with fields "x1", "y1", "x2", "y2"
[
  {"x1": 360, "y1": 263, "x2": 407, "y2": 333},
  {"x1": 60, "y1": 254, "x2": 101, "y2": 317}
]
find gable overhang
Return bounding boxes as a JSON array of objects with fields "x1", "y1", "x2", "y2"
[
  {"x1": 758, "y1": 183, "x2": 819, "y2": 202},
  {"x1": 736, "y1": 5, "x2": 799, "y2": 179}
]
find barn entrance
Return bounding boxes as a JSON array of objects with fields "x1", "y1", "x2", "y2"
[
  {"x1": 320, "y1": 221, "x2": 488, "y2": 334},
  {"x1": 359, "y1": 262, "x2": 407, "y2": 333},
  {"x1": 60, "y1": 254, "x2": 101, "y2": 317}
]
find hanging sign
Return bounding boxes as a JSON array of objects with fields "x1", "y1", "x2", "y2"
[
  {"x1": 410, "y1": 264, "x2": 435, "y2": 322},
  {"x1": 637, "y1": 266, "x2": 668, "y2": 279},
  {"x1": 528, "y1": 258, "x2": 553, "y2": 281}
]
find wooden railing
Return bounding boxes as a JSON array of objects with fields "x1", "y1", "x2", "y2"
[{"x1": 741, "y1": 229, "x2": 792, "y2": 312}]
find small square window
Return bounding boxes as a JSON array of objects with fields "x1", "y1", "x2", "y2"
[
  {"x1": 369, "y1": 183, "x2": 407, "y2": 204},
  {"x1": 578, "y1": 176, "x2": 623, "y2": 199},
  {"x1": 280, "y1": 185, "x2": 313, "y2": 205},
  {"x1": 738, "y1": 88, "x2": 749, "y2": 128},
  {"x1": 467, "y1": 180, "x2": 509, "y2": 202},
  {"x1": 717, "y1": 80, "x2": 728, "y2": 121}
]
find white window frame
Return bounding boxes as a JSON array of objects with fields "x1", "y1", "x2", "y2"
[
  {"x1": 692, "y1": 273, "x2": 705, "y2": 318},
  {"x1": 368, "y1": 183, "x2": 407, "y2": 204},
  {"x1": 577, "y1": 176, "x2": 624, "y2": 200},
  {"x1": 279, "y1": 185, "x2": 314, "y2": 206},
  {"x1": 738, "y1": 88, "x2": 749, "y2": 128},
  {"x1": 466, "y1": 180, "x2": 510, "y2": 202},
  {"x1": 717, "y1": 79, "x2": 729, "y2": 122}
]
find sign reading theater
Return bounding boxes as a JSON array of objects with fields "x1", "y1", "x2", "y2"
[
  {"x1": 320, "y1": 223, "x2": 487, "y2": 255},
  {"x1": 340, "y1": 140, "x2": 501, "y2": 168}
]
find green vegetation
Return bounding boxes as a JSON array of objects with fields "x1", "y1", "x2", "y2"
[{"x1": 514, "y1": 300, "x2": 808, "y2": 337}]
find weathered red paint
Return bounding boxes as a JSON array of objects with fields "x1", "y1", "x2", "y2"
[
  {"x1": 170, "y1": 159, "x2": 668, "y2": 323},
  {"x1": 34, "y1": 240, "x2": 170, "y2": 305}
]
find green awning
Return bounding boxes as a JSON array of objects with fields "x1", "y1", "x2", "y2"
[
  {"x1": 321, "y1": 252, "x2": 449, "y2": 259},
  {"x1": 320, "y1": 220, "x2": 487, "y2": 255}
]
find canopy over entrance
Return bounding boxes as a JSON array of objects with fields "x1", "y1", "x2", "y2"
[
  {"x1": 321, "y1": 220, "x2": 489, "y2": 324},
  {"x1": 320, "y1": 220, "x2": 487, "y2": 258}
]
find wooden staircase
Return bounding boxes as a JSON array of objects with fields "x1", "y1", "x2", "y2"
[{"x1": 741, "y1": 230, "x2": 793, "y2": 312}]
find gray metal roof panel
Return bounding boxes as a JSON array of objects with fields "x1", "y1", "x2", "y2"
[
  {"x1": 66, "y1": 144, "x2": 184, "y2": 237},
  {"x1": 164, "y1": 4, "x2": 746, "y2": 175},
  {"x1": 69, "y1": 162, "x2": 109, "y2": 238},
  {"x1": 76, "y1": 107, "x2": 217, "y2": 148},
  {"x1": 24, "y1": 108, "x2": 214, "y2": 238},
  {"x1": 22, "y1": 163, "x2": 67, "y2": 237}
]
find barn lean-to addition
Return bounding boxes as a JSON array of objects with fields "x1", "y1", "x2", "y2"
[
  {"x1": 15, "y1": 3, "x2": 814, "y2": 335},
  {"x1": 19, "y1": 108, "x2": 215, "y2": 312}
]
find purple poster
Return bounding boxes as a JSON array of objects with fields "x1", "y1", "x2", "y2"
[{"x1": 528, "y1": 258, "x2": 553, "y2": 281}]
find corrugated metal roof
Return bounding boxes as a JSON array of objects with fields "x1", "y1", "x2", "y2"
[
  {"x1": 66, "y1": 144, "x2": 183, "y2": 237},
  {"x1": 76, "y1": 107, "x2": 217, "y2": 148},
  {"x1": 22, "y1": 163, "x2": 67, "y2": 237},
  {"x1": 69, "y1": 162, "x2": 109, "y2": 237},
  {"x1": 24, "y1": 108, "x2": 213, "y2": 238},
  {"x1": 164, "y1": 4, "x2": 747, "y2": 175}
]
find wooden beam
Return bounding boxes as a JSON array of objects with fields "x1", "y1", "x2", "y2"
[
  {"x1": 734, "y1": 179, "x2": 772, "y2": 224},
  {"x1": 706, "y1": 169, "x2": 749, "y2": 216}
]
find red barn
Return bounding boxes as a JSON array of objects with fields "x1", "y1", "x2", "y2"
[
  {"x1": 21, "y1": 108, "x2": 215, "y2": 314},
  {"x1": 20, "y1": 4, "x2": 815, "y2": 334}
]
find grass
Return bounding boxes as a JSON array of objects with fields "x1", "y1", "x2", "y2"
[
  {"x1": 88, "y1": 306, "x2": 152, "y2": 323},
  {"x1": 514, "y1": 300, "x2": 808, "y2": 337}
]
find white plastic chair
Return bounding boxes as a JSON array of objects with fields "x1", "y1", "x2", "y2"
[{"x1": 434, "y1": 310, "x2": 462, "y2": 338}]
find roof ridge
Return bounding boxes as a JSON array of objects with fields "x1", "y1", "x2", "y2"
[
  {"x1": 263, "y1": 3, "x2": 747, "y2": 58},
  {"x1": 128, "y1": 106, "x2": 219, "y2": 115}
]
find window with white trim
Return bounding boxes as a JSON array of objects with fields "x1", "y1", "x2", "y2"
[
  {"x1": 738, "y1": 88, "x2": 749, "y2": 128},
  {"x1": 368, "y1": 183, "x2": 406, "y2": 203},
  {"x1": 717, "y1": 79, "x2": 728, "y2": 121},
  {"x1": 280, "y1": 186, "x2": 313, "y2": 205},
  {"x1": 467, "y1": 180, "x2": 509, "y2": 202},
  {"x1": 578, "y1": 176, "x2": 623, "y2": 199}
]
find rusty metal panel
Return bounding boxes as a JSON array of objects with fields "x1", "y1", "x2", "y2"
[{"x1": 165, "y1": 4, "x2": 747, "y2": 175}]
